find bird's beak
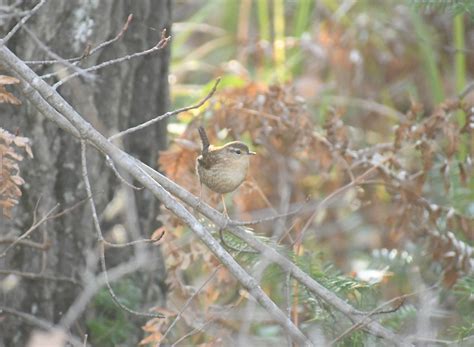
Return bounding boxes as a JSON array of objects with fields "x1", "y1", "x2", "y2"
[{"x1": 248, "y1": 151, "x2": 256, "y2": 156}]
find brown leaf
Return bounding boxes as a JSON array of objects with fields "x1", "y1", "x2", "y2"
[
  {"x1": 0, "y1": 128, "x2": 31, "y2": 218},
  {"x1": 443, "y1": 269, "x2": 459, "y2": 288},
  {"x1": 151, "y1": 227, "x2": 166, "y2": 243},
  {"x1": 139, "y1": 332, "x2": 162, "y2": 345},
  {"x1": 0, "y1": 86, "x2": 21, "y2": 105},
  {"x1": 0, "y1": 75, "x2": 20, "y2": 85}
]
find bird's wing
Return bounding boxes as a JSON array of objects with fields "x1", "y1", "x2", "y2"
[{"x1": 197, "y1": 154, "x2": 212, "y2": 170}]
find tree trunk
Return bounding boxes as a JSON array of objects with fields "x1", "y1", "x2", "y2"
[{"x1": 0, "y1": 1, "x2": 171, "y2": 345}]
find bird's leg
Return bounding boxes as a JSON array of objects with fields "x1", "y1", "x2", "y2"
[{"x1": 221, "y1": 194, "x2": 229, "y2": 218}]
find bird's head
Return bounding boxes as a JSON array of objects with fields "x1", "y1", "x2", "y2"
[{"x1": 221, "y1": 141, "x2": 256, "y2": 159}]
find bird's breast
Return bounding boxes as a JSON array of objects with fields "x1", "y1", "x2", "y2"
[{"x1": 197, "y1": 157, "x2": 249, "y2": 194}]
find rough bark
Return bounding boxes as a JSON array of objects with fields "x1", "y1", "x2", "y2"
[{"x1": 0, "y1": 1, "x2": 171, "y2": 345}]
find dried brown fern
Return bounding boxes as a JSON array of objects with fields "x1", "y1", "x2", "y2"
[
  {"x1": 158, "y1": 82, "x2": 474, "y2": 286},
  {"x1": 0, "y1": 128, "x2": 32, "y2": 218}
]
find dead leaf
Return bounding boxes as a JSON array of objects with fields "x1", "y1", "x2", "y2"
[{"x1": 0, "y1": 75, "x2": 20, "y2": 85}]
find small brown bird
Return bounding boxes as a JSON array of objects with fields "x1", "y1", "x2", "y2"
[{"x1": 196, "y1": 126, "x2": 255, "y2": 215}]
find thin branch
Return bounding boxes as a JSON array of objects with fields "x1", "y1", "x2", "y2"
[
  {"x1": 0, "y1": 203, "x2": 59, "y2": 258},
  {"x1": 48, "y1": 193, "x2": 96, "y2": 219},
  {"x1": 81, "y1": 143, "x2": 151, "y2": 247},
  {"x1": 294, "y1": 159, "x2": 389, "y2": 246},
  {"x1": 0, "y1": 0, "x2": 46, "y2": 44},
  {"x1": 109, "y1": 77, "x2": 221, "y2": 141},
  {"x1": 460, "y1": 80, "x2": 474, "y2": 100},
  {"x1": 331, "y1": 286, "x2": 436, "y2": 345},
  {"x1": 314, "y1": 95, "x2": 407, "y2": 121},
  {"x1": 32, "y1": 195, "x2": 42, "y2": 224},
  {"x1": 81, "y1": 140, "x2": 164, "y2": 318},
  {"x1": 26, "y1": 14, "x2": 133, "y2": 65},
  {"x1": 58, "y1": 247, "x2": 156, "y2": 330},
  {"x1": 52, "y1": 29, "x2": 171, "y2": 89},
  {"x1": 160, "y1": 265, "x2": 223, "y2": 343},
  {"x1": 229, "y1": 203, "x2": 305, "y2": 226},
  {"x1": 170, "y1": 318, "x2": 215, "y2": 346},
  {"x1": 88, "y1": 14, "x2": 133, "y2": 54},
  {"x1": 410, "y1": 335, "x2": 474, "y2": 346},
  {"x1": 22, "y1": 26, "x2": 95, "y2": 81},
  {"x1": 170, "y1": 298, "x2": 243, "y2": 346},
  {"x1": 104, "y1": 237, "x2": 155, "y2": 248},
  {"x1": 0, "y1": 269, "x2": 79, "y2": 285},
  {"x1": 0, "y1": 194, "x2": 93, "y2": 257},
  {"x1": 106, "y1": 155, "x2": 143, "y2": 190},
  {"x1": 237, "y1": 165, "x2": 292, "y2": 343},
  {"x1": 331, "y1": 302, "x2": 405, "y2": 345},
  {"x1": 26, "y1": 45, "x2": 90, "y2": 66},
  {"x1": 0, "y1": 238, "x2": 47, "y2": 250}
]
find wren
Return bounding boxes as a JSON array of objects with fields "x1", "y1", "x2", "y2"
[{"x1": 196, "y1": 126, "x2": 255, "y2": 214}]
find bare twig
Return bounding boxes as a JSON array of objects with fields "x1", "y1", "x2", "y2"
[
  {"x1": 58, "y1": 248, "x2": 156, "y2": 330},
  {"x1": 0, "y1": 194, "x2": 94, "y2": 257},
  {"x1": 237, "y1": 164, "x2": 292, "y2": 342},
  {"x1": 0, "y1": 0, "x2": 46, "y2": 44},
  {"x1": 25, "y1": 14, "x2": 133, "y2": 79},
  {"x1": 81, "y1": 148, "x2": 150, "y2": 248},
  {"x1": 104, "y1": 237, "x2": 155, "y2": 248},
  {"x1": 49, "y1": 193, "x2": 97, "y2": 219},
  {"x1": 52, "y1": 29, "x2": 171, "y2": 89},
  {"x1": 236, "y1": 166, "x2": 290, "y2": 342},
  {"x1": 170, "y1": 297, "x2": 243, "y2": 346},
  {"x1": 238, "y1": 161, "x2": 293, "y2": 343},
  {"x1": 80, "y1": 140, "x2": 164, "y2": 318},
  {"x1": 409, "y1": 335, "x2": 474, "y2": 346},
  {"x1": 460, "y1": 80, "x2": 474, "y2": 100},
  {"x1": 22, "y1": 26, "x2": 95, "y2": 81},
  {"x1": 0, "y1": 269, "x2": 79, "y2": 285},
  {"x1": 294, "y1": 159, "x2": 389, "y2": 246},
  {"x1": 229, "y1": 203, "x2": 305, "y2": 226},
  {"x1": 106, "y1": 155, "x2": 143, "y2": 190},
  {"x1": 109, "y1": 77, "x2": 221, "y2": 141},
  {"x1": 314, "y1": 95, "x2": 406, "y2": 121},
  {"x1": 331, "y1": 286, "x2": 436, "y2": 345},
  {"x1": 160, "y1": 265, "x2": 223, "y2": 343},
  {"x1": 89, "y1": 14, "x2": 133, "y2": 54},
  {"x1": 26, "y1": 45, "x2": 90, "y2": 66},
  {"x1": 0, "y1": 238, "x2": 47, "y2": 250},
  {"x1": 26, "y1": 14, "x2": 133, "y2": 65},
  {"x1": 0, "y1": 203, "x2": 59, "y2": 258}
]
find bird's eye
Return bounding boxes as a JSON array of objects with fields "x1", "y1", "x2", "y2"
[{"x1": 235, "y1": 149, "x2": 241, "y2": 154}]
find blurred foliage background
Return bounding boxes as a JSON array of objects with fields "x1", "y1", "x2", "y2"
[{"x1": 142, "y1": 0, "x2": 474, "y2": 345}]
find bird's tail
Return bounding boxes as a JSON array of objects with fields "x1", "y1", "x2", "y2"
[{"x1": 198, "y1": 126, "x2": 210, "y2": 153}]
